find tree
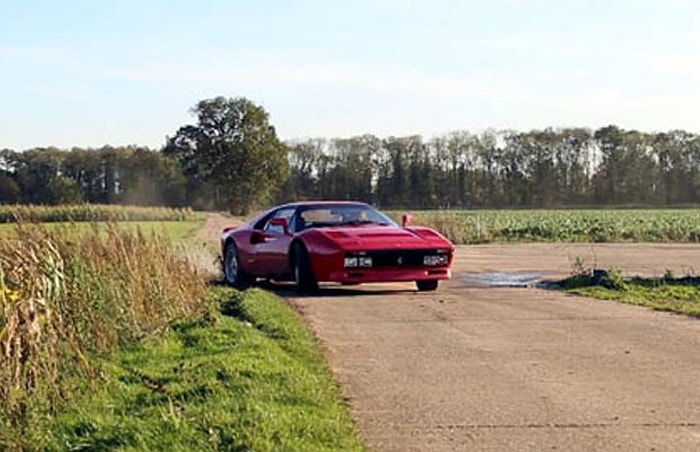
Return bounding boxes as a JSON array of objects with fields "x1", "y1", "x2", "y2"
[
  {"x1": 47, "y1": 175, "x2": 84, "y2": 204},
  {"x1": 0, "y1": 172, "x2": 20, "y2": 204},
  {"x1": 165, "y1": 96, "x2": 289, "y2": 214}
]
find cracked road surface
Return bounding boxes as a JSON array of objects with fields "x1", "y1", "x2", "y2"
[{"x1": 290, "y1": 244, "x2": 700, "y2": 451}]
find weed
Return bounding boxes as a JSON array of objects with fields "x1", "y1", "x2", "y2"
[{"x1": 571, "y1": 256, "x2": 590, "y2": 276}]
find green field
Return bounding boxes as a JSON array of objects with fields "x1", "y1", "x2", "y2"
[
  {"x1": 0, "y1": 220, "x2": 205, "y2": 245},
  {"x1": 0, "y1": 204, "x2": 201, "y2": 223},
  {"x1": 394, "y1": 209, "x2": 700, "y2": 244}
]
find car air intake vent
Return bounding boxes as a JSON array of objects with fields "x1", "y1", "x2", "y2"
[{"x1": 357, "y1": 232, "x2": 410, "y2": 238}]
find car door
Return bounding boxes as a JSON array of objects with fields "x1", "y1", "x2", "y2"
[{"x1": 253, "y1": 208, "x2": 295, "y2": 278}]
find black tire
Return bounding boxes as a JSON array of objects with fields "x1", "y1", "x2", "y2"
[
  {"x1": 293, "y1": 242, "x2": 318, "y2": 294},
  {"x1": 416, "y1": 280, "x2": 439, "y2": 291},
  {"x1": 223, "y1": 242, "x2": 252, "y2": 289}
]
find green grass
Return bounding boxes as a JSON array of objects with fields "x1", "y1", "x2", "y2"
[
  {"x1": 390, "y1": 209, "x2": 700, "y2": 244},
  {"x1": 562, "y1": 271, "x2": 700, "y2": 317},
  {"x1": 45, "y1": 287, "x2": 364, "y2": 451}
]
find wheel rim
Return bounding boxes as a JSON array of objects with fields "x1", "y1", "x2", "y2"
[{"x1": 225, "y1": 247, "x2": 238, "y2": 284}]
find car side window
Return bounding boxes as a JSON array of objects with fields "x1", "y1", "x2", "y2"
[
  {"x1": 253, "y1": 212, "x2": 274, "y2": 230},
  {"x1": 264, "y1": 208, "x2": 295, "y2": 234},
  {"x1": 288, "y1": 210, "x2": 301, "y2": 234}
]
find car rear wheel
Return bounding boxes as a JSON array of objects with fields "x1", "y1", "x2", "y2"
[
  {"x1": 224, "y1": 242, "x2": 252, "y2": 289},
  {"x1": 293, "y1": 243, "x2": 318, "y2": 294},
  {"x1": 416, "y1": 280, "x2": 439, "y2": 291}
]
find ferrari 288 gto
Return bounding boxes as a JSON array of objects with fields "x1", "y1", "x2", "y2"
[{"x1": 221, "y1": 201, "x2": 455, "y2": 293}]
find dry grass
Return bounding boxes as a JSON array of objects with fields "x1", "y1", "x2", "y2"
[{"x1": 0, "y1": 222, "x2": 208, "y2": 443}]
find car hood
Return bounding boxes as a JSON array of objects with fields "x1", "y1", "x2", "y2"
[{"x1": 318, "y1": 225, "x2": 453, "y2": 250}]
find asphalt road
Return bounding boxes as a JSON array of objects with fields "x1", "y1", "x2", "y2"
[{"x1": 291, "y1": 244, "x2": 700, "y2": 451}]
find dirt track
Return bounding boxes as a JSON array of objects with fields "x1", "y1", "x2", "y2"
[{"x1": 291, "y1": 244, "x2": 700, "y2": 451}]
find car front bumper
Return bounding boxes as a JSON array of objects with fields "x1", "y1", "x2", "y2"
[{"x1": 324, "y1": 267, "x2": 451, "y2": 284}]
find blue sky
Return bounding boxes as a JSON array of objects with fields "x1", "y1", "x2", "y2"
[{"x1": 1, "y1": 0, "x2": 698, "y2": 149}]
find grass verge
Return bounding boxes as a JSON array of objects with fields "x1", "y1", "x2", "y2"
[
  {"x1": 46, "y1": 287, "x2": 364, "y2": 451},
  {"x1": 561, "y1": 270, "x2": 700, "y2": 317}
]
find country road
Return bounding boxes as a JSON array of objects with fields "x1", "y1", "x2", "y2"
[{"x1": 291, "y1": 244, "x2": 700, "y2": 451}]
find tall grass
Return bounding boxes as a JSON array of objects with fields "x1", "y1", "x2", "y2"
[
  {"x1": 0, "y1": 222, "x2": 208, "y2": 446},
  {"x1": 0, "y1": 204, "x2": 198, "y2": 223}
]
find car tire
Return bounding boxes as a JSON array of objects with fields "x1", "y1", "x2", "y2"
[
  {"x1": 416, "y1": 280, "x2": 439, "y2": 291},
  {"x1": 293, "y1": 243, "x2": 318, "y2": 294},
  {"x1": 224, "y1": 242, "x2": 252, "y2": 289}
]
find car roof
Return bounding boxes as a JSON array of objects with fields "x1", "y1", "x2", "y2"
[{"x1": 276, "y1": 201, "x2": 371, "y2": 209}]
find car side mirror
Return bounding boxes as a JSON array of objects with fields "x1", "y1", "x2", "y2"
[
  {"x1": 269, "y1": 217, "x2": 290, "y2": 235},
  {"x1": 402, "y1": 213, "x2": 413, "y2": 228}
]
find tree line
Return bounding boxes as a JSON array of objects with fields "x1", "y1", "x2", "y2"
[
  {"x1": 0, "y1": 146, "x2": 187, "y2": 207},
  {"x1": 2, "y1": 97, "x2": 700, "y2": 212},
  {"x1": 283, "y1": 126, "x2": 700, "y2": 209}
]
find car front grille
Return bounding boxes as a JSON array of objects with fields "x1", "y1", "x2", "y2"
[{"x1": 362, "y1": 249, "x2": 445, "y2": 268}]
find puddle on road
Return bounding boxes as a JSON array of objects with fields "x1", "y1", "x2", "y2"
[{"x1": 460, "y1": 271, "x2": 556, "y2": 288}]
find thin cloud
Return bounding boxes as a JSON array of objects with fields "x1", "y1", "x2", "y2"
[
  {"x1": 0, "y1": 43, "x2": 68, "y2": 62},
  {"x1": 649, "y1": 56, "x2": 700, "y2": 79},
  {"x1": 112, "y1": 60, "x2": 525, "y2": 102}
]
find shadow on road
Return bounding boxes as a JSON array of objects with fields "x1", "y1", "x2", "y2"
[
  {"x1": 210, "y1": 277, "x2": 418, "y2": 298},
  {"x1": 256, "y1": 280, "x2": 417, "y2": 299}
]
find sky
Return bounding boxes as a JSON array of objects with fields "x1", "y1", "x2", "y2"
[{"x1": 1, "y1": 0, "x2": 699, "y2": 150}]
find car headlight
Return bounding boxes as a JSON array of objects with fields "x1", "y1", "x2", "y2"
[
  {"x1": 344, "y1": 257, "x2": 359, "y2": 268},
  {"x1": 424, "y1": 255, "x2": 448, "y2": 266}
]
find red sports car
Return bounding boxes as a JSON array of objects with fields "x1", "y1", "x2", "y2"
[{"x1": 221, "y1": 201, "x2": 455, "y2": 293}]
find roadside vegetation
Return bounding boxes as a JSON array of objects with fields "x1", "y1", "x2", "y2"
[
  {"x1": 0, "y1": 221, "x2": 208, "y2": 448},
  {"x1": 0, "y1": 217, "x2": 362, "y2": 450},
  {"x1": 399, "y1": 209, "x2": 700, "y2": 244},
  {"x1": 46, "y1": 287, "x2": 363, "y2": 451},
  {"x1": 560, "y1": 267, "x2": 700, "y2": 318}
]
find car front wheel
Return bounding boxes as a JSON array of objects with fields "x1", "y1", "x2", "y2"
[
  {"x1": 224, "y1": 242, "x2": 252, "y2": 289},
  {"x1": 416, "y1": 280, "x2": 439, "y2": 291},
  {"x1": 293, "y1": 243, "x2": 318, "y2": 294}
]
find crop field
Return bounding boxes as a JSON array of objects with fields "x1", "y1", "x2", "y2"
[
  {"x1": 0, "y1": 204, "x2": 200, "y2": 223},
  {"x1": 0, "y1": 204, "x2": 207, "y2": 243},
  {"x1": 0, "y1": 220, "x2": 204, "y2": 244},
  {"x1": 396, "y1": 209, "x2": 700, "y2": 244}
]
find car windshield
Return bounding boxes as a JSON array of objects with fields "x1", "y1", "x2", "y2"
[{"x1": 298, "y1": 204, "x2": 396, "y2": 230}]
